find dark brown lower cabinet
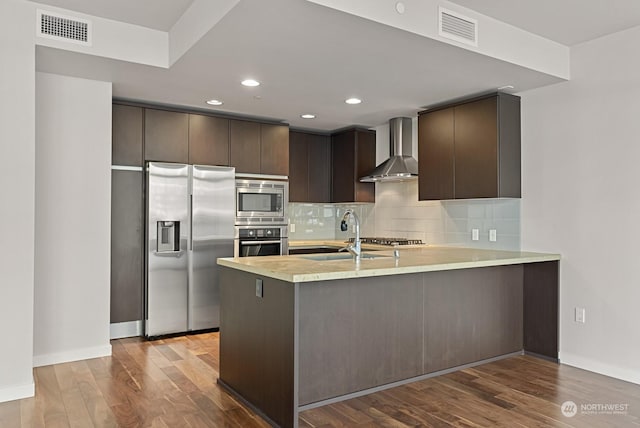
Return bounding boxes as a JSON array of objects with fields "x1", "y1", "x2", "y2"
[
  {"x1": 523, "y1": 261, "x2": 559, "y2": 359},
  {"x1": 219, "y1": 268, "x2": 295, "y2": 428},
  {"x1": 110, "y1": 169, "x2": 144, "y2": 324},
  {"x1": 219, "y1": 261, "x2": 559, "y2": 428}
]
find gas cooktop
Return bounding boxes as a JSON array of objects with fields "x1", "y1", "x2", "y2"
[{"x1": 347, "y1": 237, "x2": 424, "y2": 246}]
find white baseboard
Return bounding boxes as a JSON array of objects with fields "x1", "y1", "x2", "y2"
[
  {"x1": 0, "y1": 381, "x2": 35, "y2": 403},
  {"x1": 560, "y1": 351, "x2": 640, "y2": 386},
  {"x1": 33, "y1": 344, "x2": 112, "y2": 368},
  {"x1": 110, "y1": 320, "x2": 143, "y2": 339}
]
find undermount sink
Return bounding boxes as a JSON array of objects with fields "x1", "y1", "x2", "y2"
[{"x1": 302, "y1": 253, "x2": 389, "y2": 261}]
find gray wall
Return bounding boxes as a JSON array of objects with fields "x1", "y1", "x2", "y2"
[
  {"x1": 0, "y1": 0, "x2": 36, "y2": 402},
  {"x1": 34, "y1": 72, "x2": 112, "y2": 367},
  {"x1": 521, "y1": 25, "x2": 640, "y2": 384}
]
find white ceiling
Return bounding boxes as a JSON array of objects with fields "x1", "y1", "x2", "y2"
[
  {"x1": 34, "y1": 0, "x2": 193, "y2": 31},
  {"x1": 33, "y1": 0, "x2": 640, "y2": 131},
  {"x1": 449, "y1": 0, "x2": 640, "y2": 46}
]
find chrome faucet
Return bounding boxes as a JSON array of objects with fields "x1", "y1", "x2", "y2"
[{"x1": 339, "y1": 209, "x2": 361, "y2": 262}]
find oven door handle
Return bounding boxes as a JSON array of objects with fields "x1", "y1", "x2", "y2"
[{"x1": 240, "y1": 240, "x2": 282, "y2": 245}]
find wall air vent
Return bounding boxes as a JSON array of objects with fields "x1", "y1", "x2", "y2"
[
  {"x1": 438, "y1": 7, "x2": 477, "y2": 47},
  {"x1": 37, "y1": 9, "x2": 92, "y2": 46}
]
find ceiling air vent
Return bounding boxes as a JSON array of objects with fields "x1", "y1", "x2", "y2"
[
  {"x1": 438, "y1": 7, "x2": 477, "y2": 47},
  {"x1": 37, "y1": 9, "x2": 92, "y2": 46}
]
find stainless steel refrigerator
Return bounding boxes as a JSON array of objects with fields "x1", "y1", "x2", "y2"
[{"x1": 146, "y1": 162, "x2": 235, "y2": 337}]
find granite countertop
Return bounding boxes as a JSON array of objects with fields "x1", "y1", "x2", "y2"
[{"x1": 217, "y1": 245, "x2": 560, "y2": 283}]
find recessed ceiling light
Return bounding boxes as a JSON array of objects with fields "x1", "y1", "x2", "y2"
[
  {"x1": 206, "y1": 99, "x2": 223, "y2": 106},
  {"x1": 241, "y1": 79, "x2": 260, "y2": 87},
  {"x1": 345, "y1": 97, "x2": 362, "y2": 105},
  {"x1": 301, "y1": 114, "x2": 316, "y2": 119}
]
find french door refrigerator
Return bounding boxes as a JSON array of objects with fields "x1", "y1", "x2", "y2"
[{"x1": 146, "y1": 162, "x2": 235, "y2": 337}]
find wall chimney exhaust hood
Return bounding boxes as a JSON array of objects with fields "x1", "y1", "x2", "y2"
[{"x1": 360, "y1": 117, "x2": 418, "y2": 182}]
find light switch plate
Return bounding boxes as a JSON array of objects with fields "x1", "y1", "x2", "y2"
[
  {"x1": 290, "y1": 223, "x2": 296, "y2": 233},
  {"x1": 575, "y1": 307, "x2": 585, "y2": 323}
]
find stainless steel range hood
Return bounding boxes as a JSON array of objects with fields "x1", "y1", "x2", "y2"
[{"x1": 360, "y1": 117, "x2": 418, "y2": 182}]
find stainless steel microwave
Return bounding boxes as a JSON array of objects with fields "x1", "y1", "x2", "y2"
[{"x1": 235, "y1": 178, "x2": 288, "y2": 225}]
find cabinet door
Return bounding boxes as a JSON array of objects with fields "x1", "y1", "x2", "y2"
[
  {"x1": 189, "y1": 114, "x2": 229, "y2": 166},
  {"x1": 355, "y1": 130, "x2": 375, "y2": 203},
  {"x1": 261, "y1": 124, "x2": 289, "y2": 176},
  {"x1": 229, "y1": 120, "x2": 261, "y2": 174},
  {"x1": 111, "y1": 170, "x2": 143, "y2": 323},
  {"x1": 307, "y1": 134, "x2": 331, "y2": 203},
  {"x1": 454, "y1": 97, "x2": 498, "y2": 199},
  {"x1": 288, "y1": 131, "x2": 309, "y2": 202},
  {"x1": 144, "y1": 109, "x2": 189, "y2": 163},
  {"x1": 418, "y1": 108, "x2": 454, "y2": 200},
  {"x1": 331, "y1": 130, "x2": 356, "y2": 203},
  {"x1": 331, "y1": 129, "x2": 375, "y2": 203},
  {"x1": 112, "y1": 104, "x2": 143, "y2": 166}
]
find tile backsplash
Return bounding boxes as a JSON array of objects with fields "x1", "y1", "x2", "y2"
[
  {"x1": 288, "y1": 203, "x2": 374, "y2": 242},
  {"x1": 288, "y1": 180, "x2": 520, "y2": 250}
]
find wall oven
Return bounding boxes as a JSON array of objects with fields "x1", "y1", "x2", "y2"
[
  {"x1": 234, "y1": 225, "x2": 289, "y2": 257},
  {"x1": 235, "y1": 179, "x2": 288, "y2": 225}
]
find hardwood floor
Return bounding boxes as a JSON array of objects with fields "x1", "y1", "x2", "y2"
[{"x1": 0, "y1": 332, "x2": 638, "y2": 427}]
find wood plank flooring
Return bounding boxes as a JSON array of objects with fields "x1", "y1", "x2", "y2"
[{"x1": 0, "y1": 332, "x2": 638, "y2": 427}]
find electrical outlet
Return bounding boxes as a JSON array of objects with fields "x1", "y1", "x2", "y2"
[
  {"x1": 471, "y1": 229, "x2": 479, "y2": 241},
  {"x1": 489, "y1": 229, "x2": 497, "y2": 242},
  {"x1": 575, "y1": 307, "x2": 586, "y2": 323},
  {"x1": 352, "y1": 224, "x2": 356, "y2": 233},
  {"x1": 289, "y1": 223, "x2": 296, "y2": 233}
]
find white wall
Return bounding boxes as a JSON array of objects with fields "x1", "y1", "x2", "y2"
[
  {"x1": 521, "y1": 26, "x2": 640, "y2": 384},
  {"x1": 34, "y1": 73, "x2": 112, "y2": 366},
  {"x1": 0, "y1": 0, "x2": 36, "y2": 402}
]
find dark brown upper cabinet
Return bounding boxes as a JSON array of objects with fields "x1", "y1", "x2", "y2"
[
  {"x1": 331, "y1": 128, "x2": 375, "y2": 203},
  {"x1": 144, "y1": 109, "x2": 189, "y2": 163},
  {"x1": 261, "y1": 124, "x2": 289, "y2": 176},
  {"x1": 230, "y1": 120, "x2": 290, "y2": 175},
  {"x1": 418, "y1": 93, "x2": 521, "y2": 200},
  {"x1": 112, "y1": 104, "x2": 143, "y2": 166},
  {"x1": 189, "y1": 114, "x2": 229, "y2": 166},
  {"x1": 289, "y1": 131, "x2": 331, "y2": 203},
  {"x1": 229, "y1": 120, "x2": 261, "y2": 174}
]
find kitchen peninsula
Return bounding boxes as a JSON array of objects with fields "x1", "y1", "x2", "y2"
[{"x1": 217, "y1": 247, "x2": 560, "y2": 428}]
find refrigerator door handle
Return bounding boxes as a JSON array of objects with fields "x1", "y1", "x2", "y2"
[{"x1": 189, "y1": 194, "x2": 194, "y2": 251}]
